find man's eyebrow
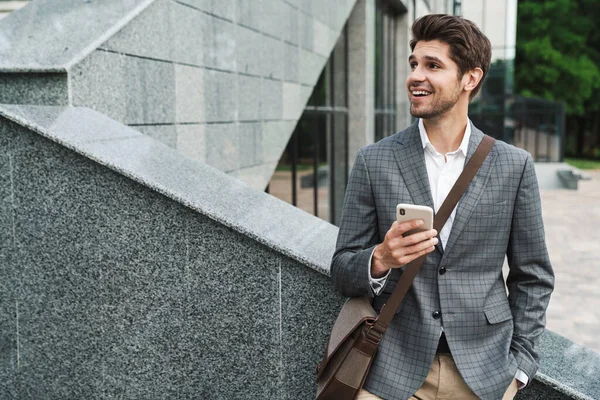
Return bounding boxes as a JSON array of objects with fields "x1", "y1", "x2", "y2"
[
  {"x1": 425, "y1": 55, "x2": 445, "y2": 64},
  {"x1": 408, "y1": 54, "x2": 446, "y2": 65}
]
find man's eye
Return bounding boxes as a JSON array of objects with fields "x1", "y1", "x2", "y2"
[
  {"x1": 430, "y1": 63, "x2": 440, "y2": 69},
  {"x1": 410, "y1": 63, "x2": 417, "y2": 70}
]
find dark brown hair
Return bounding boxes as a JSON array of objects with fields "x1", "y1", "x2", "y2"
[{"x1": 410, "y1": 14, "x2": 491, "y2": 99}]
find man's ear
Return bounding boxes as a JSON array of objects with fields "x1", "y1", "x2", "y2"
[{"x1": 463, "y1": 67, "x2": 484, "y2": 93}]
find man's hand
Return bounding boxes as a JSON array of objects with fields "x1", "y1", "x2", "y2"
[{"x1": 371, "y1": 219, "x2": 438, "y2": 278}]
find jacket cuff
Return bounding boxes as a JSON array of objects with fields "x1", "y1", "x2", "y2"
[{"x1": 511, "y1": 340, "x2": 538, "y2": 386}]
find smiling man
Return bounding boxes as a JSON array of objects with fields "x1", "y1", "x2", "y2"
[{"x1": 330, "y1": 14, "x2": 554, "y2": 400}]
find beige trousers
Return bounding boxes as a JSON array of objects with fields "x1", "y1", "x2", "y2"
[{"x1": 357, "y1": 354, "x2": 519, "y2": 400}]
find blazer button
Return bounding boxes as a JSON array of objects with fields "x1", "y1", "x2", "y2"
[
  {"x1": 439, "y1": 266, "x2": 447, "y2": 275},
  {"x1": 432, "y1": 311, "x2": 441, "y2": 320}
]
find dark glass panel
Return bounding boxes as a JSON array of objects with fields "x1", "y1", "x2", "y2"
[
  {"x1": 332, "y1": 113, "x2": 348, "y2": 225},
  {"x1": 308, "y1": 66, "x2": 329, "y2": 107},
  {"x1": 295, "y1": 116, "x2": 316, "y2": 215}
]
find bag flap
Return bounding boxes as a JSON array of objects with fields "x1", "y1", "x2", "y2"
[{"x1": 317, "y1": 297, "x2": 377, "y2": 379}]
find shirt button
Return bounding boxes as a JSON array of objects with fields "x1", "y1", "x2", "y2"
[
  {"x1": 432, "y1": 311, "x2": 441, "y2": 320},
  {"x1": 439, "y1": 266, "x2": 447, "y2": 275}
]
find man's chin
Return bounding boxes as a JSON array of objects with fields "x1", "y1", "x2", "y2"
[{"x1": 410, "y1": 107, "x2": 434, "y2": 119}]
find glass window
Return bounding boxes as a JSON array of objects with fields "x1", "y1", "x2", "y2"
[
  {"x1": 267, "y1": 27, "x2": 349, "y2": 226},
  {"x1": 375, "y1": 0, "x2": 400, "y2": 141}
]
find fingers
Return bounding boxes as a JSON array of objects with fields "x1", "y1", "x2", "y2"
[
  {"x1": 391, "y1": 236, "x2": 438, "y2": 266},
  {"x1": 388, "y1": 219, "x2": 437, "y2": 239},
  {"x1": 376, "y1": 220, "x2": 439, "y2": 270},
  {"x1": 396, "y1": 243, "x2": 437, "y2": 266}
]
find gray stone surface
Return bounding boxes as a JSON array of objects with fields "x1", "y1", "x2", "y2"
[
  {"x1": 237, "y1": 75, "x2": 262, "y2": 120},
  {"x1": 282, "y1": 1, "x2": 300, "y2": 45},
  {"x1": 529, "y1": 331, "x2": 600, "y2": 400},
  {"x1": 312, "y1": 18, "x2": 335, "y2": 58},
  {"x1": 236, "y1": 0, "x2": 262, "y2": 32},
  {"x1": 518, "y1": 380, "x2": 573, "y2": 400},
  {"x1": 0, "y1": 0, "x2": 154, "y2": 71},
  {"x1": 175, "y1": 124, "x2": 207, "y2": 162},
  {"x1": 282, "y1": 82, "x2": 310, "y2": 120},
  {"x1": 299, "y1": 48, "x2": 326, "y2": 85},
  {"x1": 236, "y1": 25, "x2": 266, "y2": 76},
  {"x1": 262, "y1": 120, "x2": 297, "y2": 163},
  {"x1": 281, "y1": 260, "x2": 344, "y2": 399},
  {"x1": 228, "y1": 161, "x2": 278, "y2": 191},
  {"x1": 71, "y1": 50, "x2": 177, "y2": 125},
  {"x1": 135, "y1": 124, "x2": 178, "y2": 148},
  {"x1": 72, "y1": 51, "x2": 241, "y2": 125},
  {"x1": 262, "y1": 79, "x2": 284, "y2": 120},
  {"x1": 262, "y1": 0, "x2": 288, "y2": 39},
  {"x1": 0, "y1": 152, "x2": 16, "y2": 400},
  {"x1": 0, "y1": 0, "x2": 359, "y2": 184},
  {"x1": 100, "y1": 0, "x2": 179, "y2": 65},
  {"x1": 198, "y1": 68, "x2": 237, "y2": 123},
  {"x1": 298, "y1": 10, "x2": 314, "y2": 51},
  {"x1": 0, "y1": 104, "x2": 338, "y2": 271},
  {"x1": 205, "y1": 122, "x2": 239, "y2": 171},
  {"x1": 179, "y1": 65, "x2": 238, "y2": 123},
  {"x1": 177, "y1": 0, "x2": 236, "y2": 21},
  {"x1": 260, "y1": 34, "x2": 284, "y2": 80},
  {"x1": 238, "y1": 122, "x2": 261, "y2": 168},
  {"x1": 284, "y1": 42, "x2": 300, "y2": 83},
  {"x1": 174, "y1": 64, "x2": 206, "y2": 123},
  {"x1": 0, "y1": 72, "x2": 68, "y2": 105},
  {"x1": 0, "y1": 105, "x2": 340, "y2": 398}
]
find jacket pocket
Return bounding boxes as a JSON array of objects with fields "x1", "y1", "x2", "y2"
[
  {"x1": 484, "y1": 303, "x2": 513, "y2": 324},
  {"x1": 473, "y1": 202, "x2": 508, "y2": 218}
]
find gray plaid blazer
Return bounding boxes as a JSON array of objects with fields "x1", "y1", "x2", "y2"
[{"x1": 330, "y1": 121, "x2": 554, "y2": 400}]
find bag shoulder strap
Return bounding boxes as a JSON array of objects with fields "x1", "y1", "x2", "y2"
[{"x1": 370, "y1": 134, "x2": 496, "y2": 337}]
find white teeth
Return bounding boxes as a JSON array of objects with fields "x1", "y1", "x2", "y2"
[{"x1": 412, "y1": 90, "x2": 431, "y2": 96}]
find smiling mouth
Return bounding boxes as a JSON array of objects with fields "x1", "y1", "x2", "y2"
[{"x1": 411, "y1": 90, "x2": 432, "y2": 97}]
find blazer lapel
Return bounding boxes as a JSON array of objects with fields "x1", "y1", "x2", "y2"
[
  {"x1": 441, "y1": 124, "x2": 497, "y2": 259},
  {"x1": 392, "y1": 121, "x2": 435, "y2": 211}
]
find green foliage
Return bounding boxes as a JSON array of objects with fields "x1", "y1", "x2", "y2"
[
  {"x1": 564, "y1": 158, "x2": 600, "y2": 170},
  {"x1": 515, "y1": 0, "x2": 600, "y2": 115}
]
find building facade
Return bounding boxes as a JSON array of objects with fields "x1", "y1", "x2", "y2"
[{"x1": 0, "y1": 0, "x2": 522, "y2": 227}]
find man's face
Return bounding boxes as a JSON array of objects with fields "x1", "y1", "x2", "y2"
[{"x1": 406, "y1": 40, "x2": 465, "y2": 120}]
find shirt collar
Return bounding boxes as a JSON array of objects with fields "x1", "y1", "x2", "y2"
[{"x1": 418, "y1": 118, "x2": 471, "y2": 156}]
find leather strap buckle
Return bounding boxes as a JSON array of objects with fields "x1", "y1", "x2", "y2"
[{"x1": 364, "y1": 322, "x2": 384, "y2": 344}]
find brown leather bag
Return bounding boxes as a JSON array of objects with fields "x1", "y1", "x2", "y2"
[{"x1": 315, "y1": 135, "x2": 495, "y2": 400}]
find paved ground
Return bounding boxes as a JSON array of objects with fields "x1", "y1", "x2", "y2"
[{"x1": 539, "y1": 170, "x2": 600, "y2": 354}]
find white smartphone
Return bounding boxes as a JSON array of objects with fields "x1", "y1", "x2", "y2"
[{"x1": 396, "y1": 204, "x2": 434, "y2": 236}]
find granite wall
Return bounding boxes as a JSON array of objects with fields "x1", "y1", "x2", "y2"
[
  {"x1": 0, "y1": 0, "x2": 356, "y2": 190},
  {"x1": 0, "y1": 104, "x2": 343, "y2": 399},
  {"x1": 1, "y1": 104, "x2": 599, "y2": 399}
]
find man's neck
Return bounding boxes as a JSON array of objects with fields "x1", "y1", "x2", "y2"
[{"x1": 422, "y1": 114, "x2": 468, "y2": 154}]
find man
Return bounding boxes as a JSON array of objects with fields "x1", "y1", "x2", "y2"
[{"x1": 330, "y1": 14, "x2": 554, "y2": 400}]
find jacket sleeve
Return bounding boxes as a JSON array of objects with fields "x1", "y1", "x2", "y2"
[
  {"x1": 330, "y1": 149, "x2": 380, "y2": 298},
  {"x1": 506, "y1": 153, "x2": 555, "y2": 382}
]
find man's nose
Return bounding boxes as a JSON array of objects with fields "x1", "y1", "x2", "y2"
[{"x1": 409, "y1": 66, "x2": 426, "y2": 82}]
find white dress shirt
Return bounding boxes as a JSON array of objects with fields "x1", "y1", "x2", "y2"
[{"x1": 367, "y1": 119, "x2": 528, "y2": 388}]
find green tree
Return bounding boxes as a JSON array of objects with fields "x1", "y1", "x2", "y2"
[{"x1": 516, "y1": 0, "x2": 600, "y2": 157}]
